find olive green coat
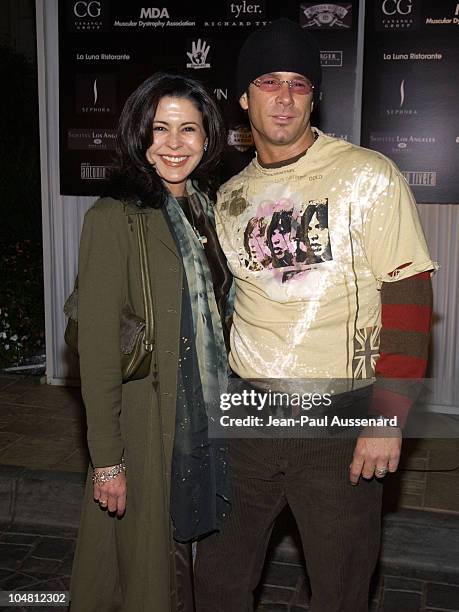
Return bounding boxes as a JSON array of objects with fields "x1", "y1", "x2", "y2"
[{"x1": 70, "y1": 198, "x2": 183, "y2": 612}]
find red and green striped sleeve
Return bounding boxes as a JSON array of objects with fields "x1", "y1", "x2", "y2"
[{"x1": 370, "y1": 271, "x2": 433, "y2": 428}]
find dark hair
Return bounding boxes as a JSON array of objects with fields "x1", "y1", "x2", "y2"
[
  {"x1": 106, "y1": 71, "x2": 225, "y2": 207},
  {"x1": 302, "y1": 203, "x2": 328, "y2": 229},
  {"x1": 266, "y1": 211, "x2": 294, "y2": 267},
  {"x1": 243, "y1": 217, "x2": 265, "y2": 255},
  {"x1": 300, "y1": 203, "x2": 332, "y2": 262}
]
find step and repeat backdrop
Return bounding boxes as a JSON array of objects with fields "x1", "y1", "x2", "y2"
[
  {"x1": 361, "y1": 1, "x2": 458, "y2": 203},
  {"x1": 58, "y1": 0, "x2": 458, "y2": 203}
]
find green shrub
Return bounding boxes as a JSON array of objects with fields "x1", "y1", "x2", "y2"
[{"x1": 0, "y1": 240, "x2": 45, "y2": 367}]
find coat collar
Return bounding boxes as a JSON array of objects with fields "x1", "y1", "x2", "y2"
[
  {"x1": 121, "y1": 180, "x2": 209, "y2": 259},
  {"x1": 122, "y1": 201, "x2": 179, "y2": 259}
]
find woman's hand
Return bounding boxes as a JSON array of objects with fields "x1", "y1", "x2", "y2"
[{"x1": 93, "y1": 466, "x2": 127, "y2": 517}]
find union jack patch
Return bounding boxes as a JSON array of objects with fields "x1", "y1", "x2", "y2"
[{"x1": 352, "y1": 326, "x2": 381, "y2": 379}]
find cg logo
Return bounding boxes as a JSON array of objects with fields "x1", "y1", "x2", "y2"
[
  {"x1": 382, "y1": 0, "x2": 412, "y2": 15},
  {"x1": 74, "y1": 1, "x2": 101, "y2": 18}
]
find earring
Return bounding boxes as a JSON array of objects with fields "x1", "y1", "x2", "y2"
[{"x1": 203, "y1": 142, "x2": 208, "y2": 152}]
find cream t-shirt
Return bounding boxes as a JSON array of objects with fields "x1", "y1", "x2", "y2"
[{"x1": 215, "y1": 130, "x2": 437, "y2": 384}]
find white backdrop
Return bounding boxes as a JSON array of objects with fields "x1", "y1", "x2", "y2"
[{"x1": 36, "y1": 0, "x2": 458, "y2": 412}]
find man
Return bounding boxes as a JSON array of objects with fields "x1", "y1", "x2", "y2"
[{"x1": 195, "y1": 18, "x2": 435, "y2": 612}]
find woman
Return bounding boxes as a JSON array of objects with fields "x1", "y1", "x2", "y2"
[{"x1": 70, "y1": 72, "x2": 232, "y2": 612}]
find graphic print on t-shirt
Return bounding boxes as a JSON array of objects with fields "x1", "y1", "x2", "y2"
[{"x1": 242, "y1": 197, "x2": 333, "y2": 280}]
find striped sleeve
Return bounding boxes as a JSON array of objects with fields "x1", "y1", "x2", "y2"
[{"x1": 369, "y1": 271, "x2": 433, "y2": 428}]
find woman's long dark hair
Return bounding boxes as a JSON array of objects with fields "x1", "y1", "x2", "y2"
[{"x1": 106, "y1": 71, "x2": 225, "y2": 207}]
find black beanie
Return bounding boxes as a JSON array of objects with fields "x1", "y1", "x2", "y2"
[{"x1": 237, "y1": 18, "x2": 322, "y2": 99}]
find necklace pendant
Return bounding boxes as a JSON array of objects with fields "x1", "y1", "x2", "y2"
[{"x1": 194, "y1": 229, "x2": 207, "y2": 247}]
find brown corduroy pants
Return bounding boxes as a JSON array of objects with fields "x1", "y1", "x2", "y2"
[{"x1": 194, "y1": 437, "x2": 383, "y2": 612}]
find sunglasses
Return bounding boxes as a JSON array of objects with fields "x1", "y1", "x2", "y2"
[{"x1": 251, "y1": 77, "x2": 314, "y2": 95}]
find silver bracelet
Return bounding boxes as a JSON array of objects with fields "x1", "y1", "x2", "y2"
[{"x1": 92, "y1": 457, "x2": 126, "y2": 485}]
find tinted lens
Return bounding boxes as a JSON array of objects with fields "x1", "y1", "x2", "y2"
[
  {"x1": 291, "y1": 80, "x2": 311, "y2": 94},
  {"x1": 257, "y1": 78, "x2": 280, "y2": 91},
  {"x1": 256, "y1": 78, "x2": 312, "y2": 94}
]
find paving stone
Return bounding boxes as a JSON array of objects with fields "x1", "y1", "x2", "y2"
[
  {"x1": 261, "y1": 561, "x2": 307, "y2": 589},
  {"x1": 58, "y1": 448, "x2": 88, "y2": 473},
  {"x1": 0, "y1": 543, "x2": 32, "y2": 567},
  {"x1": 381, "y1": 588, "x2": 422, "y2": 611},
  {"x1": 58, "y1": 555, "x2": 75, "y2": 575},
  {"x1": 5, "y1": 523, "x2": 78, "y2": 540},
  {"x1": 0, "y1": 377, "x2": 18, "y2": 391},
  {"x1": 259, "y1": 606, "x2": 308, "y2": 612},
  {"x1": 425, "y1": 582, "x2": 459, "y2": 609},
  {"x1": 14, "y1": 385, "x2": 81, "y2": 410},
  {"x1": 5, "y1": 471, "x2": 85, "y2": 529},
  {"x1": 0, "y1": 533, "x2": 39, "y2": 545},
  {"x1": 380, "y1": 511, "x2": 459, "y2": 582},
  {"x1": 0, "y1": 408, "x2": 22, "y2": 431},
  {"x1": 30, "y1": 576, "x2": 70, "y2": 590},
  {"x1": 290, "y1": 574, "x2": 311, "y2": 608},
  {"x1": 383, "y1": 575, "x2": 424, "y2": 592},
  {"x1": 257, "y1": 584, "x2": 297, "y2": 605},
  {"x1": 0, "y1": 379, "x2": 41, "y2": 403},
  {"x1": 1, "y1": 572, "x2": 41, "y2": 590},
  {"x1": 19, "y1": 556, "x2": 61, "y2": 574},
  {"x1": 0, "y1": 477, "x2": 16, "y2": 523},
  {"x1": 424, "y1": 471, "x2": 459, "y2": 513},
  {"x1": 33, "y1": 537, "x2": 73, "y2": 560},
  {"x1": 0, "y1": 568, "x2": 14, "y2": 581},
  {"x1": 0, "y1": 436, "x2": 76, "y2": 470}
]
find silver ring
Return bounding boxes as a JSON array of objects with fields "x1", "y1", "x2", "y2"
[
  {"x1": 375, "y1": 467, "x2": 389, "y2": 477},
  {"x1": 99, "y1": 499, "x2": 108, "y2": 506}
]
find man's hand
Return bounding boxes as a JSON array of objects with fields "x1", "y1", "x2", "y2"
[
  {"x1": 349, "y1": 427, "x2": 402, "y2": 485},
  {"x1": 93, "y1": 468, "x2": 127, "y2": 517}
]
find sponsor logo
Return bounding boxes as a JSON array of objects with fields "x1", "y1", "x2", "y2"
[
  {"x1": 383, "y1": 52, "x2": 443, "y2": 60},
  {"x1": 113, "y1": 6, "x2": 195, "y2": 27},
  {"x1": 380, "y1": 77, "x2": 419, "y2": 116},
  {"x1": 369, "y1": 132, "x2": 436, "y2": 155},
  {"x1": 80, "y1": 163, "x2": 112, "y2": 180},
  {"x1": 68, "y1": 0, "x2": 109, "y2": 32},
  {"x1": 67, "y1": 128, "x2": 116, "y2": 150},
  {"x1": 425, "y1": 3, "x2": 459, "y2": 25},
  {"x1": 375, "y1": 0, "x2": 420, "y2": 31},
  {"x1": 326, "y1": 132, "x2": 349, "y2": 141},
  {"x1": 226, "y1": 1, "x2": 266, "y2": 19},
  {"x1": 186, "y1": 39, "x2": 211, "y2": 69},
  {"x1": 402, "y1": 171, "x2": 437, "y2": 186},
  {"x1": 203, "y1": 19, "x2": 268, "y2": 27},
  {"x1": 213, "y1": 88, "x2": 228, "y2": 101},
  {"x1": 113, "y1": 19, "x2": 195, "y2": 28},
  {"x1": 76, "y1": 74, "x2": 116, "y2": 114},
  {"x1": 300, "y1": 3, "x2": 352, "y2": 29},
  {"x1": 320, "y1": 51, "x2": 343, "y2": 67},
  {"x1": 76, "y1": 53, "x2": 131, "y2": 61},
  {"x1": 139, "y1": 7, "x2": 170, "y2": 19},
  {"x1": 228, "y1": 125, "x2": 254, "y2": 152}
]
